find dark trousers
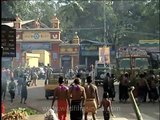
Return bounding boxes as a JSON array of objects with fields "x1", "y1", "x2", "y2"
[
  {"x1": 138, "y1": 86, "x2": 146, "y2": 102},
  {"x1": 9, "y1": 90, "x2": 15, "y2": 102},
  {"x1": 119, "y1": 84, "x2": 122, "y2": 101},
  {"x1": 1, "y1": 82, "x2": 7, "y2": 100},
  {"x1": 103, "y1": 111, "x2": 110, "y2": 120},
  {"x1": 121, "y1": 85, "x2": 129, "y2": 100},
  {"x1": 143, "y1": 86, "x2": 148, "y2": 102},
  {"x1": 70, "y1": 100, "x2": 83, "y2": 120}
]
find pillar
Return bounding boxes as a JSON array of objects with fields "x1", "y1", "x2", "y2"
[
  {"x1": 14, "y1": 15, "x2": 22, "y2": 29},
  {"x1": 52, "y1": 15, "x2": 60, "y2": 29},
  {"x1": 34, "y1": 18, "x2": 40, "y2": 28},
  {"x1": 71, "y1": 56, "x2": 74, "y2": 69},
  {"x1": 51, "y1": 43, "x2": 60, "y2": 69}
]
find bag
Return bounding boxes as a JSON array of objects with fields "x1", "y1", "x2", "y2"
[{"x1": 44, "y1": 109, "x2": 58, "y2": 120}]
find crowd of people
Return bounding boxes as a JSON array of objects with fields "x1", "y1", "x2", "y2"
[
  {"x1": 50, "y1": 69, "x2": 160, "y2": 120},
  {"x1": 1, "y1": 67, "x2": 31, "y2": 104},
  {"x1": 51, "y1": 75, "x2": 114, "y2": 120},
  {"x1": 117, "y1": 70, "x2": 160, "y2": 104},
  {"x1": 1, "y1": 64, "x2": 160, "y2": 120},
  {"x1": 1, "y1": 65, "x2": 54, "y2": 103}
]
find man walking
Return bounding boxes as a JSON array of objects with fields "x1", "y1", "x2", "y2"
[
  {"x1": 51, "y1": 76, "x2": 70, "y2": 120},
  {"x1": 8, "y1": 78, "x2": 16, "y2": 103},
  {"x1": 103, "y1": 73, "x2": 110, "y2": 94},
  {"x1": 69, "y1": 78, "x2": 86, "y2": 120},
  {"x1": 84, "y1": 76, "x2": 100, "y2": 120}
]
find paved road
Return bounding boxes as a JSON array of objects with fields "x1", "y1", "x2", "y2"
[{"x1": 4, "y1": 80, "x2": 160, "y2": 120}]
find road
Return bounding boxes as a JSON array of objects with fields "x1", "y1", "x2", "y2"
[{"x1": 4, "y1": 80, "x2": 160, "y2": 120}]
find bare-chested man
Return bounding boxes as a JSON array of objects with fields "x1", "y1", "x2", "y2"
[
  {"x1": 69, "y1": 78, "x2": 86, "y2": 120},
  {"x1": 51, "y1": 76, "x2": 70, "y2": 120},
  {"x1": 84, "y1": 76, "x2": 100, "y2": 120}
]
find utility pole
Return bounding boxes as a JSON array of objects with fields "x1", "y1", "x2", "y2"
[{"x1": 103, "y1": 0, "x2": 106, "y2": 46}]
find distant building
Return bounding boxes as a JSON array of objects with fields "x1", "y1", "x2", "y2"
[{"x1": 80, "y1": 40, "x2": 112, "y2": 69}]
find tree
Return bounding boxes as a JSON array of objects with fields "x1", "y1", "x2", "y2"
[{"x1": 2, "y1": 0, "x2": 159, "y2": 45}]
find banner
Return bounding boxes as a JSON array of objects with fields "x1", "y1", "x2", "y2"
[
  {"x1": 1, "y1": 25, "x2": 16, "y2": 57},
  {"x1": 139, "y1": 40, "x2": 159, "y2": 44},
  {"x1": 99, "y1": 46, "x2": 110, "y2": 64}
]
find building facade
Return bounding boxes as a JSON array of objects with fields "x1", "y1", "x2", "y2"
[{"x1": 80, "y1": 40, "x2": 107, "y2": 69}]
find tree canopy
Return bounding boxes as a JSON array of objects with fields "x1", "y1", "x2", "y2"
[{"x1": 1, "y1": 0, "x2": 159, "y2": 46}]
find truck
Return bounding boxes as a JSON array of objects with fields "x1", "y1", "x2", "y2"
[{"x1": 116, "y1": 46, "x2": 150, "y2": 76}]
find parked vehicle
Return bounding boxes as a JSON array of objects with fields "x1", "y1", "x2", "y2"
[{"x1": 94, "y1": 61, "x2": 111, "y2": 86}]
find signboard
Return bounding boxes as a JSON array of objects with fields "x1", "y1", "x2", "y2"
[
  {"x1": 23, "y1": 31, "x2": 50, "y2": 40},
  {"x1": 1, "y1": 25, "x2": 16, "y2": 57},
  {"x1": 139, "y1": 40, "x2": 159, "y2": 44},
  {"x1": 21, "y1": 43, "x2": 51, "y2": 51},
  {"x1": 81, "y1": 45, "x2": 98, "y2": 51},
  {"x1": 81, "y1": 45, "x2": 99, "y2": 56},
  {"x1": 62, "y1": 56, "x2": 71, "y2": 60},
  {"x1": 139, "y1": 40, "x2": 159, "y2": 47},
  {"x1": 81, "y1": 51, "x2": 98, "y2": 56},
  {"x1": 99, "y1": 46, "x2": 110, "y2": 64},
  {"x1": 118, "y1": 47, "x2": 148, "y2": 58}
]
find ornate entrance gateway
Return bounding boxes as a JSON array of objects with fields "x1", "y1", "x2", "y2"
[{"x1": 3, "y1": 15, "x2": 80, "y2": 71}]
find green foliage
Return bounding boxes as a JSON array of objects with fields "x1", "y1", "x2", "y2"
[
  {"x1": 1, "y1": 0, "x2": 159, "y2": 45},
  {"x1": 24, "y1": 108, "x2": 38, "y2": 115},
  {"x1": 12, "y1": 107, "x2": 38, "y2": 115}
]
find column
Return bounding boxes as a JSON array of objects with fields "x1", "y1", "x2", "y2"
[
  {"x1": 71, "y1": 56, "x2": 74, "y2": 69},
  {"x1": 59, "y1": 55, "x2": 62, "y2": 68}
]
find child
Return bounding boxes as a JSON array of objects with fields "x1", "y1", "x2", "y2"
[
  {"x1": 98, "y1": 92, "x2": 114, "y2": 120},
  {"x1": 8, "y1": 78, "x2": 16, "y2": 103}
]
